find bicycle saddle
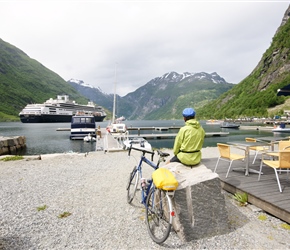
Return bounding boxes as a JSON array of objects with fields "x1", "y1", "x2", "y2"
[{"x1": 158, "y1": 150, "x2": 170, "y2": 157}]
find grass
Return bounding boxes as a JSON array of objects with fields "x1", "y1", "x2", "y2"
[
  {"x1": 0, "y1": 155, "x2": 24, "y2": 161},
  {"x1": 233, "y1": 192, "x2": 248, "y2": 206},
  {"x1": 281, "y1": 223, "x2": 290, "y2": 230},
  {"x1": 58, "y1": 212, "x2": 72, "y2": 218},
  {"x1": 37, "y1": 205, "x2": 47, "y2": 211},
  {"x1": 258, "y1": 214, "x2": 267, "y2": 221}
]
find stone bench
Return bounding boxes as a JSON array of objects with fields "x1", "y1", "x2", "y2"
[{"x1": 163, "y1": 162, "x2": 230, "y2": 242}]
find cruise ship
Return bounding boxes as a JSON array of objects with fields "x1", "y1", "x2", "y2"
[{"x1": 19, "y1": 95, "x2": 107, "y2": 123}]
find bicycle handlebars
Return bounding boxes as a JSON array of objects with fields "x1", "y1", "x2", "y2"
[
  {"x1": 129, "y1": 145, "x2": 154, "y2": 154},
  {"x1": 128, "y1": 145, "x2": 170, "y2": 162}
]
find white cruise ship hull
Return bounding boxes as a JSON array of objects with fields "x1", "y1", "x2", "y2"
[
  {"x1": 19, "y1": 95, "x2": 106, "y2": 123},
  {"x1": 19, "y1": 114, "x2": 106, "y2": 123}
]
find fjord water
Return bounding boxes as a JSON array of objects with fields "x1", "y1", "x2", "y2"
[{"x1": 0, "y1": 120, "x2": 272, "y2": 155}]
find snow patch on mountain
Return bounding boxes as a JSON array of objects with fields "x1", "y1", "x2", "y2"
[
  {"x1": 67, "y1": 79, "x2": 107, "y2": 94},
  {"x1": 68, "y1": 78, "x2": 94, "y2": 88},
  {"x1": 151, "y1": 71, "x2": 227, "y2": 85}
]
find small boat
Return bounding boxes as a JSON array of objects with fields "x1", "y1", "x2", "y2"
[
  {"x1": 272, "y1": 124, "x2": 290, "y2": 133},
  {"x1": 220, "y1": 122, "x2": 240, "y2": 129},
  {"x1": 272, "y1": 128, "x2": 290, "y2": 133},
  {"x1": 123, "y1": 138, "x2": 152, "y2": 151},
  {"x1": 206, "y1": 119, "x2": 222, "y2": 125},
  {"x1": 83, "y1": 133, "x2": 96, "y2": 142},
  {"x1": 106, "y1": 122, "x2": 127, "y2": 135},
  {"x1": 116, "y1": 116, "x2": 126, "y2": 122},
  {"x1": 70, "y1": 115, "x2": 96, "y2": 140}
]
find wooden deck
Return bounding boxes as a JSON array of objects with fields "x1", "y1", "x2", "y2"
[{"x1": 202, "y1": 154, "x2": 290, "y2": 224}]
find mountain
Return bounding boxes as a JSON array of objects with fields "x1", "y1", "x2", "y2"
[
  {"x1": 0, "y1": 38, "x2": 91, "y2": 121},
  {"x1": 2, "y1": 35, "x2": 231, "y2": 122},
  {"x1": 120, "y1": 72, "x2": 233, "y2": 120},
  {"x1": 197, "y1": 5, "x2": 290, "y2": 119},
  {"x1": 67, "y1": 79, "x2": 114, "y2": 109},
  {"x1": 68, "y1": 72, "x2": 234, "y2": 120}
]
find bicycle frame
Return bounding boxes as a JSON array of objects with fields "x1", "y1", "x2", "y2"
[
  {"x1": 128, "y1": 145, "x2": 167, "y2": 205},
  {"x1": 127, "y1": 145, "x2": 175, "y2": 244},
  {"x1": 137, "y1": 155, "x2": 158, "y2": 205}
]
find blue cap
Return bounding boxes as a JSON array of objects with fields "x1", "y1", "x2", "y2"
[{"x1": 182, "y1": 108, "x2": 195, "y2": 117}]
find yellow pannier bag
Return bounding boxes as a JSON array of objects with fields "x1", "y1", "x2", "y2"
[{"x1": 152, "y1": 168, "x2": 178, "y2": 191}]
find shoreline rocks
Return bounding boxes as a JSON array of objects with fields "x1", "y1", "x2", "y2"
[{"x1": 0, "y1": 136, "x2": 26, "y2": 155}]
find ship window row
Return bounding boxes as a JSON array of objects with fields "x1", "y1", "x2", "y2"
[
  {"x1": 72, "y1": 117, "x2": 94, "y2": 123},
  {"x1": 24, "y1": 110, "x2": 41, "y2": 113}
]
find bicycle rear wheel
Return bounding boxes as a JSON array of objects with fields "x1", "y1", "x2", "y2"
[
  {"x1": 145, "y1": 187, "x2": 172, "y2": 244},
  {"x1": 127, "y1": 166, "x2": 139, "y2": 204}
]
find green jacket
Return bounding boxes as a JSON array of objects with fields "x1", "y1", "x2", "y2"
[{"x1": 173, "y1": 119, "x2": 205, "y2": 166}]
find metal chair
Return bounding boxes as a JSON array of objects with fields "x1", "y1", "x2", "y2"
[
  {"x1": 214, "y1": 143, "x2": 246, "y2": 178},
  {"x1": 265, "y1": 140, "x2": 290, "y2": 158},
  {"x1": 245, "y1": 138, "x2": 270, "y2": 164},
  {"x1": 264, "y1": 141, "x2": 290, "y2": 174},
  {"x1": 258, "y1": 151, "x2": 290, "y2": 192}
]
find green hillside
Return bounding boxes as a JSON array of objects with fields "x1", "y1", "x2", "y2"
[
  {"x1": 197, "y1": 16, "x2": 290, "y2": 119},
  {"x1": 0, "y1": 38, "x2": 89, "y2": 121},
  {"x1": 143, "y1": 81, "x2": 233, "y2": 120}
]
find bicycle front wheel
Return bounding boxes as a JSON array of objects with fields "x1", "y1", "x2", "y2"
[
  {"x1": 145, "y1": 187, "x2": 172, "y2": 244},
  {"x1": 127, "y1": 166, "x2": 139, "y2": 204}
]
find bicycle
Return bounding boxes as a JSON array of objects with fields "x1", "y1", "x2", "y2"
[{"x1": 126, "y1": 144, "x2": 176, "y2": 244}]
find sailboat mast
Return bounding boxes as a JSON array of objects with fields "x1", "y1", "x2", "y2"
[{"x1": 112, "y1": 64, "x2": 117, "y2": 124}]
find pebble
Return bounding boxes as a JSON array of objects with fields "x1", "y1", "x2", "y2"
[{"x1": 0, "y1": 149, "x2": 289, "y2": 249}]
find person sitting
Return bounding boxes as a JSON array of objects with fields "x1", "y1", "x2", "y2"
[{"x1": 169, "y1": 107, "x2": 205, "y2": 166}]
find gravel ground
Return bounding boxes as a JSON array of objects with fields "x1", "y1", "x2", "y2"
[{"x1": 0, "y1": 147, "x2": 290, "y2": 250}]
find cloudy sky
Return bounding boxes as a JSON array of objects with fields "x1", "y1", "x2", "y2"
[{"x1": 1, "y1": 1, "x2": 289, "y2": 96}]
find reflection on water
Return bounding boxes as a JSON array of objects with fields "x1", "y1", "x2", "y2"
[
  {"x1": 0, "y1": 120, "x2": 273, "y2": 155},
  {"x1": 0, "y1": 122, "x2": 100, "y2": 155}
]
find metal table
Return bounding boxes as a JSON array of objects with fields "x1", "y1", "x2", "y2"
[
  {"x1": 256, "y1": 136, "x2": 289, "y2": 150},
  {"x1": 228, "y1": 141, "x2": 269, "y2": 176}
]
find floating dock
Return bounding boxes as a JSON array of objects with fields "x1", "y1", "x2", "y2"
[
  {"x1": 126, "y1": 126, "x2": 181, "y2": 131},
  {"x1": 57, "y1": 126, "x2": 229, "y2": 136},
  {"x1": 125, "y1": 132, "x2": 229, "y2": 140},
  {"x1": 102, "y1": 129, "x2": 229, "y2": 152},
  {"x1": 57, "y1": 127, "x2": 229, "y2": 152},
  {"x1": 239, "y1": 126, "x2": 274, "y2": 131}
]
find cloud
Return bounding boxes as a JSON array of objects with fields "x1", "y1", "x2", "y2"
[{"x1": 0, "y1": 1, "x2": 289, "y2": 96}]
